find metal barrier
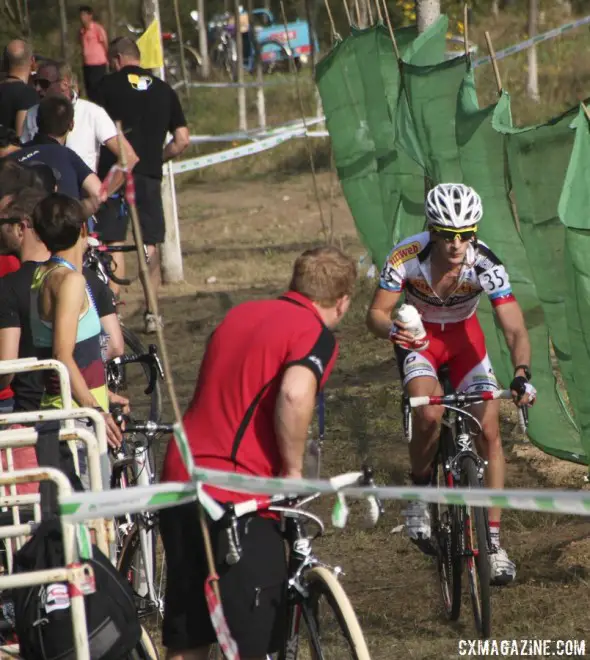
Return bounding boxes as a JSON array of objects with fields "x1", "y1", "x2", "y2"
[
  {"x1": 0, "y1": 468, "x2": 93, "y2": 660},
  {"x1": 0, "y1": 426, "x2": 110, "y2": 562}
]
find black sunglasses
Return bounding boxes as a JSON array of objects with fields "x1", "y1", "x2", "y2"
[{"x1": 33, "y1": 77, "x2": 60, "y2": 90}]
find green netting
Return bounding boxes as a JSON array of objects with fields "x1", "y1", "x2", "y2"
[
  {"x1": 558, "y1": 107, "x2": 590, "y2": 460},
  {"x1": 317, "y1": 16, "x2": 590, "y2": 465},
  {"x1": 315, "y1": 21, "x2": 448, "y2": 266}
]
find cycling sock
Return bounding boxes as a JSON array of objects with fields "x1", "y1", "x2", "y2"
[{"x1": 489, "y1": 520, "x2": 500, "y2": 548}]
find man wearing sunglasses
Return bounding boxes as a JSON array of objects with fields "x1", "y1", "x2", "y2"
[{"x1": 367, "y1": 183, "x2": 536, "y2": 586}]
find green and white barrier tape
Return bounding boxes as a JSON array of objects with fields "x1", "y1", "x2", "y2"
[
  {"x1": 474, "y1": 14, "x2": 590, "y2": 68},
  {"x1": 58, "y1": 468, "x2": 590, "y2": 524},
  {"x1": 172, "y1": 125, "x2": 307, "y2": 174}
]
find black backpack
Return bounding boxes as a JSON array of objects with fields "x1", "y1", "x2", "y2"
[{"x1": 11, "y1": 519, "x2": 142, "y2": 660}]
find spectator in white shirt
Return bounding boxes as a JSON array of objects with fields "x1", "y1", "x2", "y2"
[{"x1": 21, "y1": 61, "x2": 137, "y2": 175}]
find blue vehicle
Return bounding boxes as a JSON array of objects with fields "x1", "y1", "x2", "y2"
[{"x1": 203, "y1": 7, "x2": 319, "y2": 79}]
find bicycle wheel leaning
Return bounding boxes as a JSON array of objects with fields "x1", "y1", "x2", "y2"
[
  {"x1": 294, "y1": 566, "x2": 370, "y2": 660},
  {"x1": 128, "y1": 625, "x2": 160, "y2": 659},
  {"x1": 117, "y1": 520, "x2": 165, "y2": 622},
  {"x1": 462, "y1": 457, "x2": 491, "y2": 639}
]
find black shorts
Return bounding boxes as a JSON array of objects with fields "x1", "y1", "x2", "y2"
[
  {"x1": 94, "y1": 173, "x2": 165, "y2": 246},
  {"x1": 160, "y1": 503, "x2": 287, "y2": 656}
]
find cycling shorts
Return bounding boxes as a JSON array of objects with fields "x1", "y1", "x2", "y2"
[{"x1": 394, "y1": 314, "x2": 499, "y2": 393}]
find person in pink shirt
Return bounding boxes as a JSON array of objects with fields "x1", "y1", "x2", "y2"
[{"x1": 79, "y1": 5, "x2": 108, "y2": 103}]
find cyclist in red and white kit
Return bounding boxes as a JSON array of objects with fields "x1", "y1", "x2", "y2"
[{"x1": 367, "y1": 183, "x2": 536, "y2": 585}]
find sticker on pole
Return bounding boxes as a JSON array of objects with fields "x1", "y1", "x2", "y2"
[{"x1": 205, "y1": 574, "x2": 240, "y2": 660}]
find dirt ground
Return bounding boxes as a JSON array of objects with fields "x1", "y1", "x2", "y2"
[{"x1": 120, "y1": 172, "x2": 590, "y2": 659}]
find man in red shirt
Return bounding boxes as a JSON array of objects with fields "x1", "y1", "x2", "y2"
[
  {"x1": 159, "y1": 246, "x2": 357, "y2": 660},
  {"x1": 79, "y1": 5, "x2": 108, "y2": 102}
]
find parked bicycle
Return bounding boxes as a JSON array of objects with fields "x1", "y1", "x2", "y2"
[
  {"x1": 110, "y1": 408, "x2": 173, "y2": 624},
  {"x1": 402, "y1": 366, "x2": 528, "y2": 639},
  {"x1": 206, "y1": 466, "x2": 382, "y2": 659}
]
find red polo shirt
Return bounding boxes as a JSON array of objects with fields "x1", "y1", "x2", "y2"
[{"x1": 160, "y1": 291, "x2": 338, "y2": 502}]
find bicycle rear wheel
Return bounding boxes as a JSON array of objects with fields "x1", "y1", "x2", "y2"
[
  {"x1": 294, "y1": 566, "x2": 370, "y2": 660},
  {"x1": 111, "y1": 327, "x2": 162, "y2": 424},
  {"x1": 462, "y1": 457, "x2": 491, "y2": 639},
  {"x1": 431, "y1": 450, "x2": 462, "y2": 621}
]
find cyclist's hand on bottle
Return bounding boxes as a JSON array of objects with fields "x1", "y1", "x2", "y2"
[
  {"x1": 510, "y1": 375, "x2": 537, "y2": 407},
  {"x1": 103, "y1": 412, "x2": 123, "y2": 448},
  {"x1": 388, "y1": 320, "x2": 415, "y2": 346}
]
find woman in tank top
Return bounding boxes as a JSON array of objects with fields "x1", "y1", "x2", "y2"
[{"x1": 30, "y1": 193, "x2": 122, "y2": 448}]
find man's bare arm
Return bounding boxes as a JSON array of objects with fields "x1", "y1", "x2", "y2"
[
  {"x1": 103, "y1": 134, "x2": 139, "y2": 192},
  {"x1": 494, "y1": 301, "x2": 531, "y2": 374},
  {"x1": 274, "y1": 365, "x2": 317, "y2": 479},
  {"x1": 81, "y1": 172, "x2": 107, "y2": 216},
  {"x1": 366, "y1": 287, "x2": 403, "y2": 339},
  {"x1": 163, "y1": 126, "x2": 190, "y2": 163}
]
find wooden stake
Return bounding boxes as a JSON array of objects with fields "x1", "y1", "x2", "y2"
[
  {"x1": 323, "y1": 0, "x2": 339, "y2": 37},
  {"x1": 381, "y1": 0, "x2": 400, "y2": 60},
  {"x1": 463, "y1": 3, "x2": 469, "y2": 59},
  {"x1": 582, "y1": 102, "x2": 590, "y2": 123},
  {"x1": 485, "y1": 31, "x2": 502, "y2": 95},
  {"x1": 341, "y1": 0, "x2": 351, "y2": 26},
  {"x1": 367, "y1": 0, "x2": 373, "y2": 25},
  {"x1": 375, "y1": 0, "x2": 383, "y2": 22},
  {"x1": 354, "y1": 0, "x2": 361, "y2": 26}
]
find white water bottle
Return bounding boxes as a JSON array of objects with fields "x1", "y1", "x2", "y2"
[{"x1": 393, "y1": 304, "x2": 429, "y2": 351}]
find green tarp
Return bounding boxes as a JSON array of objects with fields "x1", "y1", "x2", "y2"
[{"x1": 316, "y1": 16, "x2": 590, "y2": 464}]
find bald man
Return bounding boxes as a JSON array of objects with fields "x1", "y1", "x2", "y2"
[{"x1": 0, "y1": 40, "x2": 38, "y2": 136}]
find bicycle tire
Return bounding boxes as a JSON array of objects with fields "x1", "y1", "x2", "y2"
[
  {"x1": 120, "y1": 326, "x2": 162, "y2": 424},
  {"x1": 462, "y1": 457, "x2": 492, "y2": 639},
  {"x1": 128, "y1": 626, "x2": 160, "y2": 659},
  {"x1": 294, "y1": 566, "x2": 370, "y2": 660},
  {"x1": 431, "y1": 450, "x2": 462, "y2": 621},
  {"x1": 117, "y1": 521, "x2": 165, "y2": 622}
]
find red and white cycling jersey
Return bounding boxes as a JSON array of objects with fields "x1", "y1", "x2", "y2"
[
  {"x1": 379, "y1": 232, "x2": 515, "y2": 324},
  {"x1": 380, "y1": 232, "x2": 516, "y2": 393}
]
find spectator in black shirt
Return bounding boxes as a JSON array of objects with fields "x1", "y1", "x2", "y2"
[
  {"x1": 0, "y1": 184, "x2": 124, "y2": 412},
  {"x1": 95, "y1": 36, "x2": 190, "y2": 333},
  {"x1": 0, "y1": 40, "x2": 38, "y2": 137}
]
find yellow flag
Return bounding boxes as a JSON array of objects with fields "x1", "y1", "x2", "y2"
[{"x1": 137, "y1": 19, "x2": 164, "y2": 70}]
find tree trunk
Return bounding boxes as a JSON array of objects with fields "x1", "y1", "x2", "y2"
[
  {"x1": 527, "y1": 0, "x2": 540, "y2": 102},
  {"x1": 491, "y1": 0, "x2": 499, "y2": 16},
  {"x1": 416, "y1": 0, "x2": 440, "y2": 34},
  {"x1": 58, "y1": 0, "x2": 69, "y2": 61},
  {"x1": 107, "y1": 0, "x2": 116, "y2": 40},
  {"x1": 235, "y1": 0, "x2": 247, "y2": 131},
  {"x1": 197, "y1": 0, "x2": 210, "y2": 78}
]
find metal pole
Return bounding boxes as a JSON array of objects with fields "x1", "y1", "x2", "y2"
[
  {"x1": 247, "y1": 0, "x2": 266, "y2": 129},
  {"x1": 173, "y1": 0, "x2": 191, "y2": 93}
]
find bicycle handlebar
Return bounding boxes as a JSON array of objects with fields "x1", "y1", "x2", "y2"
[
  {"x1": 403, "y1": 388, "x2": 529, "y2": 435},
  {"x1": 107, "y1": 344, "x2": 163, "y2": 395},
  {"x1": 221, "y1": 466, "x2": 384, "y2": 565}
]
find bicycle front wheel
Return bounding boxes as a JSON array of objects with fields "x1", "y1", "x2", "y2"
[
  {"x1": 296, "y1": 566, "x2": 370, "y2": 660},
  {"x1": 462, "y1": 457, "x2": 491, "y2": 639},
  {"x1": 431, "y1": 452, "x2": 462, "y2": 621}
]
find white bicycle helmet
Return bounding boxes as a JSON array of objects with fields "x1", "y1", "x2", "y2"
[{"x1": 425, "y1": 183, "x2": 483, "y2": 229}]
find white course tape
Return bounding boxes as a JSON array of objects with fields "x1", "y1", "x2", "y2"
[
  {"x1": 189, "y1": 116, "x2": 325, "y2": 144},
  {"x1": 58, "y1": 465, "x2": 590, "y2": 522},
  {"x1": 474, "y1": 13, "x2": 590, "y2": 68},
  {"x1": 173, "y1": 125, "x2": 306, "y2": 174}
]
